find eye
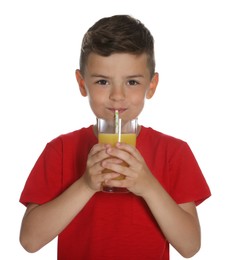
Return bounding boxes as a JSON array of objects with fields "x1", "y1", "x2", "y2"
[
  {"x1": 96, "y1": 79, "x2": 109, "y2": 85},
  {"x1": 127, "y1": 80, "x2": 139, "y2": 86}
]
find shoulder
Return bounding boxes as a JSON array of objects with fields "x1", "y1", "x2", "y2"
[
  {"x1": 139, "y1": 126, "x2": 186, "y2": 146},
  {"x1": 46, "y1": 125, "x2": 96, "y2": 151},
  {"x1": 138, "y1": 126, "x2": 192, "y2": 159}
]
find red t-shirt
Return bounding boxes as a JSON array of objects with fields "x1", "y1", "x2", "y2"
[{"x1": 20, "y1": 126, "x2": 211, "y2": 259}]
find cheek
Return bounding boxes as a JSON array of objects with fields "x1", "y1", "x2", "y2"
[
  {"x1": 88, "y1": 90, "x2": 106, "y2": 105},
  {"x1": 87, "y1": 90, "x2": 107, "y2": 114},
  {"x1": 88, "y1": 95, "x2": 99, "y2": 109},
  {"x1": 129, "y1": 94, "x2": 146, "y2": 116},
  {"x1": 130, "y1": 91, "x2": 146, "y2": 106}
]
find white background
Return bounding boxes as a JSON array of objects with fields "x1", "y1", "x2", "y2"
[{"x1": 1, "y1": 0, "x2": 227, "y2": 259}]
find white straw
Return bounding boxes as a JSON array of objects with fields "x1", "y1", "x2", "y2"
[
  {"x1": 118, "y1": 118, "x2": 122, "y2": 142},
  {"x1": 115, "y1": 110, "x2": 119, "y2": 134}
]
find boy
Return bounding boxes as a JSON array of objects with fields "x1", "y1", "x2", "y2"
[{"x1": 19, "y1": 15, "x2": 211, "y2": 259}]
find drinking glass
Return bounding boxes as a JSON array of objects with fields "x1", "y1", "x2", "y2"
[{"x1": 97, "y1": 117, "x2": 138, "y2": 193}]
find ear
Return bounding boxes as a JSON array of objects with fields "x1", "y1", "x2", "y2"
[
  {"x1": 75, "y1": 69, "x2": 87, "y2": 97},
  {"x1": 146, "y1": 73, "x2": 159, "y2": 99}
]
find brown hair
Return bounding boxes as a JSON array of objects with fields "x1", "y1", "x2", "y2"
[{"x1": 79, "y1": 15, "x2": 155, "y2": 78}]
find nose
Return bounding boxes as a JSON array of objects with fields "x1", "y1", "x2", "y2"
[{"x1": 109, "y1": 85, "x2": 125, "y2": 101}]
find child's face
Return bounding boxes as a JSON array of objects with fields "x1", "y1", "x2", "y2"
[{"x1": 76, "y1": 52, "x2": 158, "y2": 121}]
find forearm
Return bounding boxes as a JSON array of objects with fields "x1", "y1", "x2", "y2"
[
  {"x1": 142, "y1": 176, "x2": 201, "y2": 258},
  {"x1": 20, "y1": 177, "x2": 95, "y2": 253}
]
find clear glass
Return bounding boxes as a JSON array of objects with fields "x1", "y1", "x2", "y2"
[{"x1": 97, "y1": 118, "x2": 138, "y2": 193}]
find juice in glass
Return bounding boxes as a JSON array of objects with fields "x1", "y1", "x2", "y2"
[{"x1": 97, "y1": 117, "x2": 137, "y2": 193}]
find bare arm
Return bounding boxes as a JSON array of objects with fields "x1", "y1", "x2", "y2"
[
  {"x1": 142, "y1": 177, "x2": 201, "y2": 258},
  {"x1": 20, "y1": 143, "x2": 119, "y2": 253},
  {"x1": 103, "y1": 143, "x2": 201, "y2": 258},
  {"x1": 20, "y1": 177, "x2": 95, "y2": 253}
]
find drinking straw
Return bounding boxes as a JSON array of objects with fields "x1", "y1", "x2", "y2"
[
  {"x1": 118, "y1": 118, "x2": 122, "y2": 142},
  {"x1": 115, "y1": 110, "x2": 122, "y2": 142},
  {"x1": 115, "y1": 110, "x2": 119, "y2": 134}
]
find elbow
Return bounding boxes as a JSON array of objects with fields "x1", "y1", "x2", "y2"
[
  {"x1": 179, "y1": 241, "x2": 201, "y2": 258},
  {"x1": 19, "y1": 233, "x2": 42, "y2": 253},
  {"x1": 20, "y1": 239, "x2": 41, "y2": 253}
]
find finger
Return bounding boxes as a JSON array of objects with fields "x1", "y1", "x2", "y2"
[
  {"x1": 101, "y1": 157, "x2": 123, "y2": 165},
  {"x1": 106, "y1": 146, "x2": 134, "y2": 166},
  {"x1": 116, "y1": 142, "x2": 142, "y2": 161},
  {"x1": 101, "y1": 161, "x2": 133, "y2": 178},
  {"x1": 102, "y1": 172, "x2": 121, "y2": 181},
  {"x1": 87, "y1": 146, "x2": 112, "y2": 168},
  {"x1": 89, "y1": 143, "x2": 110, "y2": 156}
]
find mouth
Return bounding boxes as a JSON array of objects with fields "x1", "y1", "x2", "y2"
[{"x1": 108, "y1": 108, "x2": 127, "y2": 114}]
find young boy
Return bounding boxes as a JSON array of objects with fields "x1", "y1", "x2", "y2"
[{"x1": 19, "y1": 15, "x2": 211, "y2": 259}]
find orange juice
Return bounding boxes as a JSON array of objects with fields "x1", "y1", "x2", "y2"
[
  {"x1": 97, "y1": 117, "x2": 138, "y2": 192},
  {"x1": 98, "y1": 133, "x2": 136, "y2": 180},
  {"x1": 98, "y1": 133, "x2": 136, "y2": 146}
]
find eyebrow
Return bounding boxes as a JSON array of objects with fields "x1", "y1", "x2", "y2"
[
  {"x1": 90, "y1": 74, "x2": 144, "y2": 78},
  {"x1": 90, "y1": 74, "x2": 109, "y2": 78},
  {"x1": 126, "y1": 74, "x2": 144, "y2": 78}
]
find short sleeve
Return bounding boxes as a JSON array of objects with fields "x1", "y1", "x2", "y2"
[
  {"x1": 19, "y1": 139, "x2": 63, "y2": 206},
  {"x1": 169, "y1": 142, "x2": 211, "y2": 205}
]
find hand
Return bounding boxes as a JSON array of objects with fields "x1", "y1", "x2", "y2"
[
  {"x1": 81, "y1": 143, "x2": 122, "y2": 192},
  {"x1": 102, "y1": 142, "x2": 155, "y2": 196}
]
